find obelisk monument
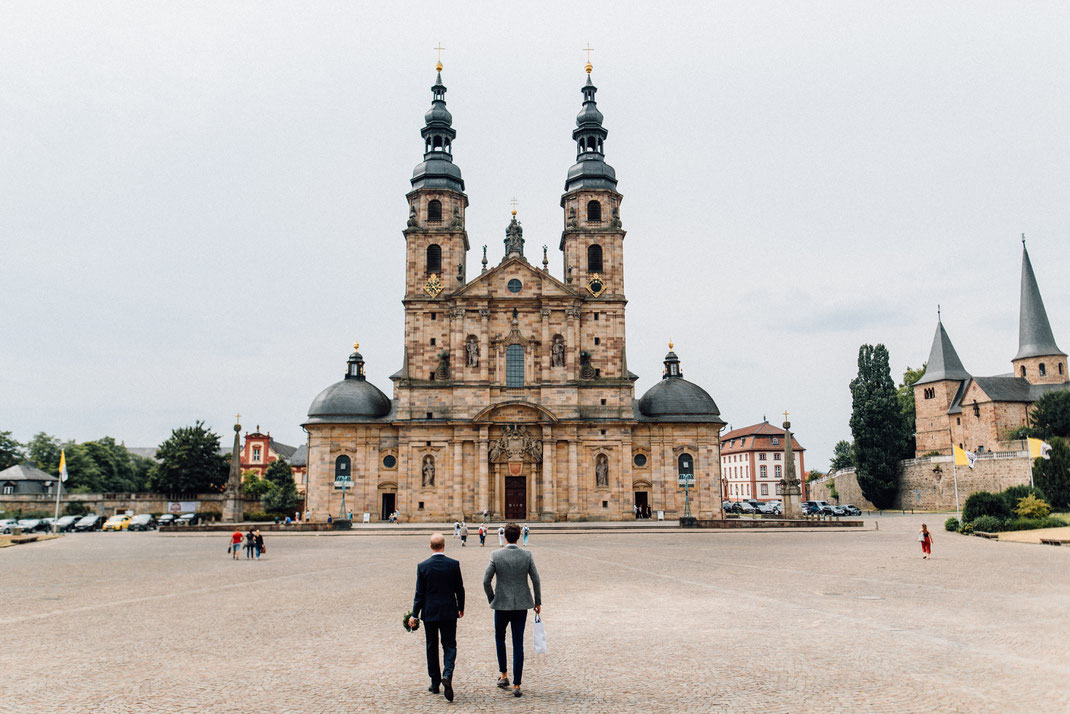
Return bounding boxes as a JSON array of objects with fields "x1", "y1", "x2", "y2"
[
  {"x1": 222, "y1": 415, "x2": 244, "y2": 523},
  {"x1": 779, "y1": 413, "x2": 803, "y2": 518}
]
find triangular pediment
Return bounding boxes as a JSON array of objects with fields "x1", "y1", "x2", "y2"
[{"x1": 453, "y1": 256, "x2": 579, "y2": 299}]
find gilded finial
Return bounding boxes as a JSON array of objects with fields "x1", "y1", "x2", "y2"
[
  {"x1": 353, "y1": 341, "x2": 360, "y2": 351},
  {"x1": 434, "y1": 43, "x2": 445, "y2": 72},
  {"x1": 668, "y1": 340, "x2": 674, "y2": 350},
  {"x1": 583, "y1": 43, "x2": 594, "y2": 74},
  {"x1": 510, "y1": 196, "x2": 518, "y2": 217}
]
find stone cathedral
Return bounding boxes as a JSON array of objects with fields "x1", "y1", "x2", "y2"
[{"x1": 303, "y1": 61, "x2": 724, "y2": 522}]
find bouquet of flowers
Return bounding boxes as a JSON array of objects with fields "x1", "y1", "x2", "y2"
[{"x1": 403, "y1": 610, "x2": 420, "y2": 632}]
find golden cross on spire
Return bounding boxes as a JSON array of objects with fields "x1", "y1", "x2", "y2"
[
  {"x1": 783, "y1": 410, "x2": 789, "y2": 422},
  {"x1": 583, "y1": 43, "x2": 594, "y2": 73},
  {"x1": 235, "y1": 413, "x2": 240, "y2": 423},
  {"x1": 668, "y1": 340, "x2": 674, "y2": 350},
  {"x1": 510, "y1": 197, "x2": 518, "y2": 216},
  {"x1": 434, "y1": 43, "x2": 445, "y2": 72},
  {"x1": 353, "y1": 341, "x2": 360, "y2": 351}
]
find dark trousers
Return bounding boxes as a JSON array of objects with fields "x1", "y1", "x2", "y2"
[
  {"x1": 423, "y1": 618, "x2": 458, "y2": 685},
  {"x1": 494, "y1": 609, "x2": 527, "y2": 685}
]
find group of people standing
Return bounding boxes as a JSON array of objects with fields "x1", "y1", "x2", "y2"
[
  {"x1": 229, "y1": 528, "x2": 265, "y2": 560},
  {"x1": 454, "y1": 521, "x2": 531, "y2": 547},
  {"x1": 411, "y1": 522, "x2": 542, "y2": 702}
]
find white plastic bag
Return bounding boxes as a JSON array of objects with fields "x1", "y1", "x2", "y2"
[{"x1": 532, "y1": 613, "x2": 547, "y2": 654}]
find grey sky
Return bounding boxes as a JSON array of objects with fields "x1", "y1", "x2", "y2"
[{"x1": 2, "y1": 2, "x2": 1069, "y2": 469}]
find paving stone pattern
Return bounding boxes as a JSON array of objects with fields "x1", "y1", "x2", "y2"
[{"x1": 2, "y1": 515, "x2": 1068, "y2": 713}]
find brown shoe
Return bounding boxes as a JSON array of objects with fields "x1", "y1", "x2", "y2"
[{"x1": 496, "y1": 676, "x2": 510, "y2": 689}]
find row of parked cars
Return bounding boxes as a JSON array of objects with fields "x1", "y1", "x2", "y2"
[
  {"x1": 802, "y1": 500, "x2": 862, "y2": 516},
  {"x1": 2, "y1": 512, "x2": 203, "y2": 534},
  {"x1": 720, "y1": 500, "x2": 862, "y2": 517}
]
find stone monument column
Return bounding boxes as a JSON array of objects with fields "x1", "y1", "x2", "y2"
[
  {"x1": 478, "y1": 427, "x2": 489, "y2": 516},
  {"x1": 222, "y1": 417, "x2": 243, "y2": 523},
  {"x1": 780, "y1": 416, "x2": 803, "y2": 518},
  {"x1": 541, "y1": 425, "x2": 555, "y2": 521}
]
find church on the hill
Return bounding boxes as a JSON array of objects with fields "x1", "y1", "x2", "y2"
[{"x1": 301, "y1": 61, "x2": 725, "y2": 522}]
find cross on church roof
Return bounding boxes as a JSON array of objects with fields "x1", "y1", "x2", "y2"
[
  {"x1": 510, "y1": 197, "x2": 518, "y2": 216},
  {"x1": 583, "y1": 43, "x2": 594, "y2": 73},
  {"x1": 434, "y1": 43, "x2": 445, "y2": 71}
]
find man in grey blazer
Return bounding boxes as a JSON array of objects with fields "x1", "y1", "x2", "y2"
[{"x1": 483, "y1": 522, "x2": 541, "y2": 698}]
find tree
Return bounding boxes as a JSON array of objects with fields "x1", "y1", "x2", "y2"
[
  {"x1": 1027, "y1": 390, "x2": 1070, "y2": 440},
  {"x1": 1033, "y1": 436, "x2": 1070, "y2": 510},
  {"x1": 262, "y1": 459, "x2": 299, "y2": 515},
  {"x1": 148, "y1": 422, "x2": 228, "y2": 497},
  {"x1": 849, "y1": 344, "x2": 908, "y2": 509},
  {"x1": 830, "y1": 440, "x2": 855, "y2": 471},
  {"x1": 898, "y1": 364, "x2": 926, "y2": 458},
  {"x1": 242, "y1": 473, "x2": 274, "y2": 500},
  {"x1": 26, "y1": 432, "x2": 62, "y2": 472},
  {"x1": 57, "y1": 442, "x2": 103, "y2": 493},
  {"x1": 0, "y1": 431, "x2": 25, "y2": 470},
  {"x1": 82, "y1": 437, "x2": 141, "y2": 492}
]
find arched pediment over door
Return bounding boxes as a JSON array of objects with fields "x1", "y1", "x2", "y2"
[{"x1": 471, "y1": 401, "x2": 559, "y2": 425}]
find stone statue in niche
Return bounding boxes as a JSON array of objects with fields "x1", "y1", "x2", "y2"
[
  {"x1": 610, "y1": 207, "x2": 622, "y2": 229},
  {"x1": 422, "y1": 455, "x2": 435, "y2": 487},
  {"x1": 465, "y1": 335, "x2": 480, "y2": 367},
  {"x1": 566, "y1": 206, "x2": 578, "y2": 229},
  {"x1": 457, "y1": 262, "x2": 464, "y2": 283},
  {"x1": 407, "y1": 205, "x2": 418, "y2": 228},
  {"x1": 451, "y1": 205, "x2": 463, "y2": 229},
  {"x1": 551, "y1": 335, "x2": 565, "y2": 367},
  {"x1": 595, "y1": 453, "x2": 609, "y2": 488}
]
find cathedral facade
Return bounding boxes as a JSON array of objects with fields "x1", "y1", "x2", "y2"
[{"x1": 302, "y1": 63, "x2": 724, "y2": 522}]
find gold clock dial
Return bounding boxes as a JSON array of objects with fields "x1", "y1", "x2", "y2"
[
  {"x1": 586, "y1": 273, "x2": 606, "y2": 298},
  {"x1": 424, "y1": 273, "x2": 443, "y2": 298}
]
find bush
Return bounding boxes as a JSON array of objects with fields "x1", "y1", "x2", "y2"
[
  {"x1": 243, "y1": 511, "x2": 270, "y2": 521},
  {"x1": 1002, "y1": 516, "x2": 1068, "y2": 532},
  {"x1": 1001, "y1": 485, "x2": 1047, "y2": 513},
  {"x1": 63, "y1": 502, "x2": 90, "y2": 517},
  {"x1": 958, "y1": 521, "x2": 974, "y2": 535},
  {"x1": 944, "y1": 516, "x2": 959, "y2": 532},
  {"x1": 971, "y1": 515, "x2": 1004, "y2": 533},
  {"x1": 962, "y1": 491, "x2": 1011, "y2": 523},
  {"x1": 1014, "y1": 494, "x2": 1051, "y2": 519}
]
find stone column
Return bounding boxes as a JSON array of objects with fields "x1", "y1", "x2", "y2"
[
  {"x1": 568, "y1": 437, "x2": 579, "y2": 520},
  {"x1": 620, "y1": 432, "x2": 633, "y2": 519},
  {"x1": 478, "y1": 427, "x2": 489, "y2": 517},
  {"x1": 364, "y1": 442, "x2": 376, "y2": 519},
  {"x1": 541, "y1": 425, "x2": 555, "y2": 521},
  {"x1": 566, "y1": 307, "x2": 579, "y2": 381},
  {"x1": 452, "y1": 437, "x2": 463, "y2": 520},
  {"x1": 540, "y1": 308, "x2": 551, "y2": 383},
  {"x1": 479, "y1": 308, "x2": 490, "y2": 383},
  {"x1": 451, "y1": 308, "x2": 464, "y2": 380},
  {"x1": 223, "y1": 420, "x2": 243, "y2": 523}
]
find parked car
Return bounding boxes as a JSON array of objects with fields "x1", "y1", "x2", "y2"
[
  {"x1": 177, "y1": 513, "x2": 202, "y2": 526},
  {"x1": 74, "y1": 514, "x2": 107, "y2": 532},
  {"x1": 18, "y1": 519, "x2": 51, "y2": 533},
  {"x1": 831, "y1": 505, "x2": 848, "y2": 517},
  {"x1": 1, "y1": 518, "x2": 21, "y2": 534},
  {"x1": 842, "y1": 504, "x2": 862, "y2": 516},
  {"x1": 128, "y1": 514, "x2": 157, "y2": 531},
  {"x1": 102, "y1": 514, "x2": 132, "y2": 531},
  {"x1": 737, "y1": 501, "x2": 757, "y2": 514},
  {"x1": 767, "y1": 500, "x2": 783, "y2": 515},
  {"x1": 801, "y1": 501, "x2": 821, "y2": 515},
  {"x1": 55, "y1": 515, "x2": 82, "y2": 532},
  {"x1": 157, "y1": 514, "x2": 177, "y2": 527},
  {"x1": 748, "y1": 500, "x2": 776, "y2": 515},
  {"x1": 722, "y1": 500, "x2": 737, "y2": 514},
  {"x1": 811, "y1": 500, "x2": 835, "y2": 516}
]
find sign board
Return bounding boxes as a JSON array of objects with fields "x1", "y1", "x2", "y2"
[
  {"x1": 334, "y1": 474, "x2": 353, "y2": 490},
  {"x1": 362, "y1": 512, "x2": 370, "y2": 523},
  {"x1": 168, "y1": 501, "x2": 199, "y2": 514},
  {"x1": 677, "y1": 474, "x2": 695, "y2": 487},
  {"x1": 657, "y1": 510, "x2": 665, "y2": 521}
]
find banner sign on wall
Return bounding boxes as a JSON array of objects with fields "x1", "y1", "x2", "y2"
[{"x1": 168, "y1": 501, "x2": 199, "y2": 514}]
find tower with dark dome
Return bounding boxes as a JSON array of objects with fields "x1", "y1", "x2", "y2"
[{"x1": 302, "y1": 55, "x2": 726, "y2": 523}]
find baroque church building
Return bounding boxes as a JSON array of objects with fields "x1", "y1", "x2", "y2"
[
  {"x1": 914, "y1": 242, "x2": 1069, "y2": 456},
  {"x1": 302, "y1": 62, "x2": 725, "y2": 522}
]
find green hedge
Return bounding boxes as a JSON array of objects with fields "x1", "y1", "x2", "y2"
[
  {"x1": 1000, "y1": 516, "x2": 1068, "y2": 532},
  {"x1": 971, "y1": 515, "x2": 1003, "y2": 533},
  {"x1": 944, "y1": 516, "x2": 959, "y2": 532},
  {"x1": 1001, "y1": 485, "x2": 1047, "y2": 512},
  {"x1": 963, "y1": 491, "x2": 1011, "y2": 523}
]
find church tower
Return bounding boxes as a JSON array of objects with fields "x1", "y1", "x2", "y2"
[
  {"x1": 400, "y1": 61, "x2": 470, "y2": 388},
  {"x1": 1012, "y1": 241, "x2": 1067, "y2": 385},
  {"x1": 913, "y1": 315, "x2": 971, "y2": 456}
]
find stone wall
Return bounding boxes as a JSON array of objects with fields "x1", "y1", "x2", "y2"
[
  {"x1": 809, "y1": 453, "x2": 1034, "y2": 511},
  {"x1": 0, "y1": 492, "x2": 262, "y2": 518}
]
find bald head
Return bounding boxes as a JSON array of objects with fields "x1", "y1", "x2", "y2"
[{"x1": 429, "y1": 533, "x2": 445, "y2": 551}]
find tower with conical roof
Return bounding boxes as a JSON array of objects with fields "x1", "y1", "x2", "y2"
[
  {"x1": 1012, "y1": 241, "x2": 1067, "y2": 385},
  {"x1": 560, "y1": 58, "x2": 626, "y2": 301},
  {"x1": 913, "y1": 314, "x2": 971, "y2": 456}
]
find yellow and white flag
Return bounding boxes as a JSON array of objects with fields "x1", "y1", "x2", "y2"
[
  {"x1": 953, "y1": 445, "x2": 976, "y2": 469},
  {"x1": 58, "y1": 449, "x2": 68, "y2": 482},
  {"x1": 1028, "y1": 438, "x2": 1053, "y2": 460}
]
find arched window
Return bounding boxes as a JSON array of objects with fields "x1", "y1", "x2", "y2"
[
  {"x1": 1021, "y1": 366, "x2": 1027, "y2": 377},
  {"x1": 427, "y1": 200, "x2": 442, "y2": 221},
  {"x1": 506, "y1": 344, "x2": 524, "y2": 387},
  {"x1": 334, "y1": 455, "x2": 351, "y2": 489},
  {"x1": 587, "y1": 200, "x2": 601, "y2": 222},
  {"x1": 587, "y1": 244, "x2": 603, "y2": 272},
  {"x1": 1060, "y1": 363, "x2": 1065, "y2": 375},
  {"x1": 1040, "y1": 363, "x2": 1047, "y2": 376},
  {"x1": 678, "y1": 453, "x2": 694, "y2": 476},
  {"x1": 426, "y1": 244, "x2": 441, "y2": 274}
]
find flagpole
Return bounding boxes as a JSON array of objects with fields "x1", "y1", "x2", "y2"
[
  {"x1": 951, "y1": 461, "x2": 961, "y2": 520},
  {"x1": 53, "y1": 476, "x2": 62, "y2": 533}
]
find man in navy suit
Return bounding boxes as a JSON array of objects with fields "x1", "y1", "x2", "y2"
[{"x1": 410, "y1": 533, "x2": 465, "y2": 702}]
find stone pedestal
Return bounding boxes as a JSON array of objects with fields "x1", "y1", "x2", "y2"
[{"x1": 223, "y1": 420, "x2": 244, "y2": 523}]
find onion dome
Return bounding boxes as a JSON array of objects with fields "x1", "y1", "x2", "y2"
[
  {"x1": 638, "y1": 345, "x2": 723, "y2": 423},
  {"x1": 564, "y1": 68, "x2": 617, "y2": 193},
  {"x1": 305, "y1": 344, "x2": 392, "y2": 424},
  {"x1": 411, "y1": 69, "x2": 465, "y2": 192}
]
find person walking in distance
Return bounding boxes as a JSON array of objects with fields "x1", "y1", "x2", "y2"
[
  {"x1": 460, "y1": 521, "x2": 469, "y2": 547},
  {"x1": 453, "y1": 520, "x2": 460, "y2": 539},
  {"x1": 230, "y1": 528, "x2": 243, "y2": 560},
  {"x1": 410, "y1": 533, "x2": 465, "y2": 702},
  {"x1": 479, "y1": 523, "x2": 486, "y2": 547},
  {"x1": 497, "y1": 525, "x2": 505, "y2": 547},
  {"x1": 484, "y1": 523, "x2": 542, "y2": 698},
  {"x1": 244, "y1": 528, "x2": 256, "y2": 559},
  {"x1": 254, "y1": 529, "x2": 265, "y2": 560},
  {"x1": 919, "y1": 523, "x2": 933, "y2": 559},
  {"x1": 522, "y1": 524, "x2": 530, "y2": 546}
]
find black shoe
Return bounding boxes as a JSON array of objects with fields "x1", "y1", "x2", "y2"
[
  {"x1": 514, "y1": 686, "x2": 522, "y2": 697},
  {"x1": 496, "y1": 676, "x2": 510, "y2": 689},
  {"x1": 443, "y1": 678, "x2": 454, "y2": 702},
  {"x1": 429, "y1": 684, "x2": 440, "y2": 694}
]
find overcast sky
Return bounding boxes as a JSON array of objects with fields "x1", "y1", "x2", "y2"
[{"x1": 3, "y1": 2, "x2": 1069, "y2": 470}]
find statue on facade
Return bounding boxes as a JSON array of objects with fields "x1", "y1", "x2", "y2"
[
  {"x1": 407, "y1": 205, "x2": 418, "y2": 228},
  {"x1": 465, "y1": 335, "x2": 479, "y2": 367},
  {"x1": 422, "y1": 455, "x2": 435, "y2": 487},
  {"x1": 488, "y1": 424, "x2": 543, "y2": 463},
  {"x1": 551, "y1": 335, "x2": 565, "y2": 367},
  {"x1": 504, "y1": 215, "x2": 525, "y2": 258},
  {"x1": 450, "y1": 205, "x2": 463, "y2": 229},
  {"x1": 566, "y1": 206, "x2": 578, "y2": 229},
  {"x1": 610, "y1": 207, "x2": 622, "y2": 229},
  {"x1": 595, "y1": 454, "x2": 609, "y2": 488}
]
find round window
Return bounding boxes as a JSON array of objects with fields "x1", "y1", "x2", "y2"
[
  {"x1": 507, "y1": 278, "x2": 522, "y2": 293},
  {"x1": 383, "y1": 455, "x2": 397, "y2": 469},
  {"x1": 633, "y1": 453, "x2": 647, "y2": 467}
]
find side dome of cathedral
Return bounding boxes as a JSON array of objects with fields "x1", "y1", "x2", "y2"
[
  {"x1": 638, "y1": 348, "x2": 722, "y2": 422},
  {"x1": 306, "y1": 347, "x2": 392, "y2": 423}
]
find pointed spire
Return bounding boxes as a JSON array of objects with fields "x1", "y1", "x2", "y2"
[
  {"x1": 916, "y1": 315, "x2": 970, "y2": 384},
  {"x1": 564, "y1": 64, "x2": 617, "y2": 193},
  {"x1": 1015, "y1": 242, "x2": 1065, "y2": 360},
  {"x1": 411, "y1": 65, "x2": 464, "y2": 192}
]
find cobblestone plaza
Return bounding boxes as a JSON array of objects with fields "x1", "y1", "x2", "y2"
[{"x1": 3, "y1": 516, "x2": 1068, "y2": 713}]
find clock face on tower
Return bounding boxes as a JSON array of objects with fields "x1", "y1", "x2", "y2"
[
  {"x1": 586, "y1": 273, "x2": 606, "y2": 298},
  {"x1": 424, "y1": 273, "x2": 443, "y2": 298}
]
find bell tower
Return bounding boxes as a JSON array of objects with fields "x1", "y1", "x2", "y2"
[{"x1": 560, "y1": 59, "x2": 625, "y2": 299}]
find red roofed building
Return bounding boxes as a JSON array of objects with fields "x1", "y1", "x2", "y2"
[
  {"x1": 719, "y1": 421, "x2": 807, "y2": 503},
  {"x1": 239, "y1": 427, "x2": 307, "y2": 493}
]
